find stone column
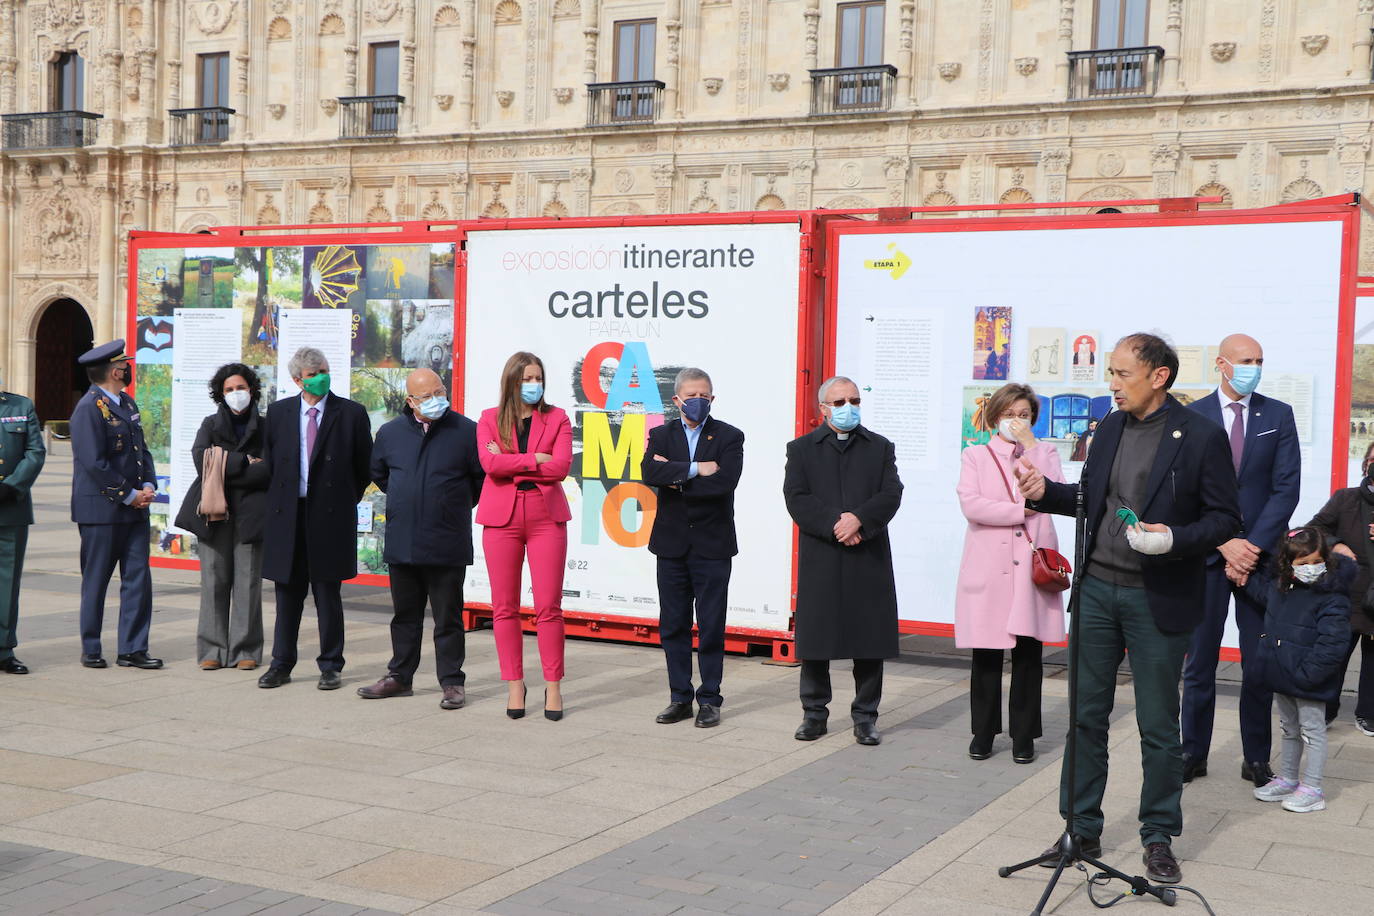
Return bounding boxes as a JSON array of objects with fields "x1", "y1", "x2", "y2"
[
  {"x1": 0, "y1": 181, "x2": 11, "y2": 375},
  {"x1": 235, "y1": 0, "x2": 251, "y2": 139},
  {"x1": 1040, "y1": 147, "x2": 1071, "y2": 202},
  {"x1": 460, "y1": 0, "x2": 476, "y2": 128},
  {"x1": 0, "y1": 0, "x2": 16, "y2": 112},
  {"x1": 803, "y1": 0, "x2": 820, "y2": 71},
  {"x1": 1054, "y1": 0, "x2": 1074, "y2": 102},
  {"x1": 95, "y1": 181, "x2": 117, "y2": 343},
  {"x1": 131, "y1": 179, "x2": 150, "y2": 233},
  {"x1": 898, "y1": 0, "x2": 915, "y2": 106},
  {"x1": 1357, "y1": 1, "x2": 1374, "y2": 83},
  {"x1": 401, "y1": 0, "x2": 417, "y2": 131},
  {"x1": 167, "y1": 0, "x2": 183, "y2": 108},
  {"x1": 664, "y1": 0, "x2": 682, "y2": 119},
  {"x1": 1161, "y1": 0, "x2": 1182, "y2": 89},
  {"x1": 791, "y1": 158, "x2": 815, "y2": 209},
  {"x1": 1150, "y1": 142, "x2": 1181, "y2": 198}
]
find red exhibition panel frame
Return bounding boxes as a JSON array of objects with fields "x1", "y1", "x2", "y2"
[{"x1": 820, "y1": 195, "x2": 1362, "y2": 662}]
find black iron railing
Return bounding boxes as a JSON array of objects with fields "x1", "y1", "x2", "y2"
[
  {"x1": 338, "y1": 95, "x2": 403, "y2": 139},
  {"x1": 809, "y1": 65, "x2": 898, "y2": 115},
  {"x1": 1, "y1": 110, "x2": 101, "y2": 150},
  {"x1": 167, "y1": 107, "x2": 234, "y2": 146},
  {"x1": 586, "y1": 80, "x2": 664, "y2": 126},
  {"x1": 1067, "y1": 46, "x2": 1165, "y2": 100}
]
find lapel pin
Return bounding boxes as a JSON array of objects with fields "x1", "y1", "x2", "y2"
[
  {"x1": 1172, "y1": 430, "x2": 1182, "y2": 439},
  {"x1": 707, "y1": 435, "x2": 714, "y2": 440}
]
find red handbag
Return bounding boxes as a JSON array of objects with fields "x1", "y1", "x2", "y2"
[{"x1": 985, "y1": 445, "x2": 1072, "y2": 593}]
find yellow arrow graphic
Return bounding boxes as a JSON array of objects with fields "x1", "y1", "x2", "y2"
[{"x1": 863, "y1": 243, "x2": 911, "y2": 280}]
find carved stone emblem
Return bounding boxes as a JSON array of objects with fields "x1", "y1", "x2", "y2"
[
  {"x1": 1014, "y1": 57, "x2": 1038, "y2": 77},
  {"x1": 434, "y1": 94, "x2": 454, "y2": 110},
  {"x1": 766, "y1": 73, "x2": 790, "y2": 92},
  {"x1": 191, "y1": 1, "x2": 239, "y2": 36},
  {"x1": 1210, "y1": 42, "x2": 1236, "y2": 63},
  {"x1": 703, "y1": 78, "x2": 724, "y2": 96},
  {"x1": 553, "y1": 87, "x2": 574, "y2": 104},
  {"x1": 1301, "y1": 35, "x2": 1329, "y2": 57},
  {"x1": 495, "y1": 90, "x2": 514, "y2": 108},
  {"x1": 937, "y1": 62, "x2": 961, "y2": 82},
  {"x1": 1096, "y1": 151, "x2": 1125, "y2": 178},
  {"x1": 267, "y1": 104, "x2": 286, "y2": 120}
]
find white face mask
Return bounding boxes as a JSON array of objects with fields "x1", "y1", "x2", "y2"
[
  {"x1": 997, "y1": 418, "x2": 1026, "y2": 443},
  {"x1": 1293, "y1": 563, "x2": 1326, "y2": 585},
  {"x1": 224, "y1": 390, "x2": 252, "y2": 413}
]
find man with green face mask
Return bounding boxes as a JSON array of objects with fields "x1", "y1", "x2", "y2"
[{"x1": 258, "y1": 347, "x2": 373, "y2": 691}]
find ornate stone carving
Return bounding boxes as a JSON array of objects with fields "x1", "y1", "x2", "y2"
[
  {"x1": 1257, "y1": 1, "x2": 1277, "y2": 81},
  {"x1": 1014, "y1": 57, "x2": 1038, "y2": 77},
  {"x1": 267, "y1": 104, "x2": 286, "y2": 120},
  {"x1": 651, "y1": 164, "x2": 675, "y2": 185},
  {"x1": 1096, "y1": 151, "x2": 1125, "y2": 177},
  {"x1": 481, "y1": 183, "x2": 509, "y2": 219},
  {"x1": 552, "y1": 0, "x2": 580, "y2": 18},
  {"x1": 256, "y1": 194, "x2": 282, "y2": 225},
  {"x1": 1194, "y1": 181, "x2": 1233, "y2": 207},
  {"x1": 495, "y1": 90, "x2": 514, "y2": 108},
  {"x1": 1150, "y1": 144, "x2": 1181, "y2": 169},
  {"x1": 703, "y1": 77, "x2": 723, "y2": 96},
  {"x1": 599, "y1": 200, "x2": 644, "y2": 217},
  {"x1": 1210, "y1": 42, "x2": 1236, "y2": 63},
  {"x1": 308, "y1": 191, "x2": 334, "y2": 223},
  {"x1": 883, "y1": 156, "x2": 909, "y2": 180},
  {"x1": 367, "y1": 190, "x2": 393, "y2": 222},
  {"x1": 270, "y1": 0, "x2": 292, "y2": 13},
  {"x1": 43, "y1": 0, "x2": 89, "y2": 30},
  {"x1": 803, "y1": 4, "x2": 821, "y2": 68},
  {"x1": 923, "y1": 170, "x2": 957, "y2": 206},
  {"x1": 938, "y1": 62, "x2": 961, "y2": 81},
  {"x1": 434, "y1": 4, "x2": 460, "y2": 27},
  {"x1": 448, "y1": 172, "x2": 468, "y2": 193},
  {"x1": 365, "y1": 0, "x2": 400, "y2": 24},
  {"x1": 1041, "y1": 148, "x2": 1071, "y2": 173},
  {"x1": 494, "y1": 0, "x2": 521, "y2": 24},
  {"x1": 839, "y1": 161, "x2": 863, "y2": 189},
  {"x1": 434, "y1": 94, "x2": 453, "y2": 110},
  {"x1": 320, "y1": 98, "x2": 338, "y2": 116},
  {"x1": 614, "y1": 169, "x2": 635, "y2": 193},
  {"x1": 767, "y1": 73, "x2": 790, "y2": 92},
  {"x1": 268, "y1": 17, "x2": 292, "y2": 40},
  {"x1": 553, "y1": 87, "x2": 574, "y2": 104},
  {"x1": 420, "y1": 189, "x2": 449, "y2": 220},
  {"x1": 191, "y1": 1, "x2": 239, "y2": 36},
  {"x1": 195, "y1": 186, "x2": 210, "y2": 205},
  {"x1": 319, "y1": 13, "x2": 344, "y2": 35},
  {"x1": 224, "y1": 179, "x2": 243, "y2": 200},
  {"x1": 30, "y1": 188, "x2": 90, "y2": 269},
  {"x1": 1301, "y1": 35, "x2": 1329, "y2": 56},
  {"x1": 689, "y1": 182, "x2": 719, "y2": 213}
]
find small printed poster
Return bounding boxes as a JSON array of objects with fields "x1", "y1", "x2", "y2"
[
  {"x1": 1027, "y1": 327, "x2": 1065, "y2": 383},
  {"x1": 1069, "y1": 330, "x2": 1101, "y2": 384},
  {"x1": 972, "y1": 306, "x2": 1013, "y2": 381}
]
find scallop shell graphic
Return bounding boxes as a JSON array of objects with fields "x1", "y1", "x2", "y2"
[{"x1": 307, "y1": 245, "x2": 362, "y2": 309}]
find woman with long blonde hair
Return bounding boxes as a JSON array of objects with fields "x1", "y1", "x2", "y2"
[{"x1": 475, "y1": 352, "x2": 573, "y2": 719}]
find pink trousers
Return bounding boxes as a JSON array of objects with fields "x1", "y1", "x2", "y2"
[{"x1": 482, "y1": 490, "x2": 567, "y2": 682}]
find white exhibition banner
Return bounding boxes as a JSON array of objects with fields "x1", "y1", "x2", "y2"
[
  {"x1": 275, "y1": 307, "x2": 353, "y2": 401},
  {"x1": 463, "y1": 223, "x2": 802, "y2": 633},
  {"x1": 833, "y1": 219, "x2": 1346, "y2": 650},
  {"x1": 168, "y1": 308, "x2": 241, "y2": 535}
]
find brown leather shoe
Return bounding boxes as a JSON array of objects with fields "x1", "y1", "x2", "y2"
[
  {"x1": 356, "y1": 674, "x2": 413, "y2": 699},
  {"x1": 235, "y1": 660, "x2": 258, "y2": 670},
  {"x1": 1142, "y1": 842, "x2": 1181, "y2": 884},
  {"x1": 200, "y1": 660, "x2": 222, "y2": 670},
  {"x1": 440, "y1": 685, "x2": 466, "y2": 710}
]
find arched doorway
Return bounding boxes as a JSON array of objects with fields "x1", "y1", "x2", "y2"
[{"x1": 34, "y1": 298, "x2": 94, "y2": 422}]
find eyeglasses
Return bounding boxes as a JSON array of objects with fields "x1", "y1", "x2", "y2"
[{"x1": 825, "y1": 397, "x2": 861, "y2": 407}]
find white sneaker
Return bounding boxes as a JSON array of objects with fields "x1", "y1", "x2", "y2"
[
  {"x1": 1281, "y1": 785, "x2": 1326, "y2": 813},
  {"x1": 1357, "y1": 717, "x2": 1374, "y2": 737},
  {"x1": 1253, "y1": 777, "x2": 1298, "y2": 802}
]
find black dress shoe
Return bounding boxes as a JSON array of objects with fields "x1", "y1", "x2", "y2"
[
  {"x1": 655, "y1": 702, "x2": 694, "y2": 724},
  {"x1": 1012, "y1": 740, "x2": 1036, "y2": 764},
  {"x1": 0, "y1": 657, "x2": 29, "y2": 675},
  {"x1": 318, "y1": 671, "x2": 342, "y2": 690},
  {"x1": 1181, "y1": 754, "x2": 1208, "y2": 783},
  {"x1": 544, "y1": 687, "x2": 563, "y2": 722},
  {"x1": 968, "y1": 735, "x2": 994, "y2": 760},
  {"x1": 1242, "y1": 760, "x2": 1275, "y2": 787},
  {"x1": 794, "y1": 718, "x2": 828, "y2": 741},
  {"x1": 694, "y1": 704, "x2": 720, "y2": 728},
  {"x1": 853, "y1": 722, "x2": 881, "y2": 746},
  {"x1": 257, "y1": 668, "x2": 291, "y2": 689},
  {"x1": 81, "y1": 654, "x2": 107, "y2": 669},
  {"x1": 1143, "y1": 842, "x2": 1182, "y2": 884},
  {"x1": 1039, "y1": 837, "x2": 1102, "y2": 866},
  {"x1": 116, "y1": 651, "x2": 164, "y2": 669}
]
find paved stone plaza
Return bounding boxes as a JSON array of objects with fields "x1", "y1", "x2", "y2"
[{"x1": 1, "y1": 452, "x2": 1370, "y2": 915}]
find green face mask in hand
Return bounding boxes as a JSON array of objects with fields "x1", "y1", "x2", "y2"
[{"x1": 300, "y1": 372, "x2": 331, "y2": 397}]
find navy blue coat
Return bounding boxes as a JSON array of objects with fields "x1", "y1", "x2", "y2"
[
  {"x1": 370, "y1": 409, "x2": 483, "y2": 567},
  {"x1": 640, "y1": 416, "x2": 745, "y2": 560},
  {"x1": 70, "y1": 385, "x2": 157, "y2": 525},
  {"x1": 1032, "y1": 395, "x2": 1241, "y2": 634},
  {"x1": 1188, "y1": 390, "x2": 1300, "y2": 558},
  {"x1": 1242, "y1": 556, "x2": 1354, "y2": 703}
]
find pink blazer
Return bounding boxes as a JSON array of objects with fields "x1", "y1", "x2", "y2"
[
  {"x1": 953, "y1": 438, "x2": 1066, "y2": 649},
  {"x1": 475, "y1": 406, "x2": 573, "y2": 527}
]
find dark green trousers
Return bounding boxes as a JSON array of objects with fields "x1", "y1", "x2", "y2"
[
  {"x1": 0, "y1": 526, "x2": 28, "y2": 660},
  {"x1": 1060, "y1": 575, "x2": 1191, "y2": 847}
]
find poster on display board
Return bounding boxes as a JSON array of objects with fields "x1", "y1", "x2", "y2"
[
  {"x1": 133, "y1": 239, "x2": 458, "y2": 574},
  {"x1": 831, "y1": 216, "x2": 1349, "y2": 651},
  {"x1": 462, "y1": 222, "x2": 803, "y2": 633}
]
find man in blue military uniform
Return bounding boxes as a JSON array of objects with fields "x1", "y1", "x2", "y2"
[
  {"x1": 71, "y1": 340, "x2": 162, "y2": 669},
  {"x1": 0, "y1": 384, "x2": 45, "y2": 675}
]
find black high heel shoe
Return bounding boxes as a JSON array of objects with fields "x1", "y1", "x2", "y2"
[
  {"x1": 507, "y1": 683, "x2": 527, "y2": 719},
  {"x1": 544, "y1": 687, "x2": 563, "y2": 721}
]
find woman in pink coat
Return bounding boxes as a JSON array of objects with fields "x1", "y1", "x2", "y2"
[
  {"x1": 477, "y1": 351, "x2": 573, "y2": 721},
  {"x1": 955, "y1": 382, "x2": 1066, "y2": 764}
]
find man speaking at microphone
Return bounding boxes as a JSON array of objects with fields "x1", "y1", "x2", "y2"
[{"x1": 1016, "y1": 333, "x2": 1239, "y2": 886}]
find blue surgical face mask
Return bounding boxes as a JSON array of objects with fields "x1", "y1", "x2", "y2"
[
  {"x1": 829, "y1": 403, "x2": 860, "y2": 432},
  {"x1": 679, "y1": 396, "x2": 711, "y2": 425},
  {"x1": 417, "y1": 395, "x2": 449, "y2": 420},
  {"x1": 1225, "y1": 359, "x2": 1262, "y2": 396},
  {"x1": 520, "y1": 382, "x2": 543, "y2": 405}
]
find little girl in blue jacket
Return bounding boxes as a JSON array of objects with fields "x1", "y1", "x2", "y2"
[{"x1": 1230, "y1": 527, "x2": 1354, "y2": 813}]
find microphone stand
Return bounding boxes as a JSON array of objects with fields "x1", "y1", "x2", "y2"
[{"x1": 997, "y1": 486, "x2": 1178, "y2": 913}]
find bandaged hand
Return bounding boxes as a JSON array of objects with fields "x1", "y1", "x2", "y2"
[{"x1": 1126, "y1": 522, "x2": 1173, "y2": 556}]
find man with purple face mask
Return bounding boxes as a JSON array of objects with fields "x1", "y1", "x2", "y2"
[{"x1": 642, "y1": 367, "x2": 745, "y2": 729}]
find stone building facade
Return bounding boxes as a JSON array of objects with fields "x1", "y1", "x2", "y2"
[{"x1": 2, "y1": 0, "x2": 1373, "y2": 416}]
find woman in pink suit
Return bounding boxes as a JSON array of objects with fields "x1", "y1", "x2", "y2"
[
  {"x1": 955, "y1": 383, "x2": 1066, "y2": 765},
  {"x1": 477, "y1": 351, "x2": 572, "y2": 721}
]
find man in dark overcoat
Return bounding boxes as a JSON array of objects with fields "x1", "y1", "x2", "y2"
[
  {"x1": 783, "y1": 375, "x2": 903, "y2": 746},
  {"x1": 70, "y1": 340, "x2": 161, "y2": 670},
  {"x1": 258, "y1": 346, "x2": 372, "y2": 691}
]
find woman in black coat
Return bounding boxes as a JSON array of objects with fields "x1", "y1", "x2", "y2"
[
  {"x1": 174, "y1": 363, "x2": 269, "y2": 670},
  {"x1": 1307, "y1": 441, "x2": 1374, "y2": 730}
]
